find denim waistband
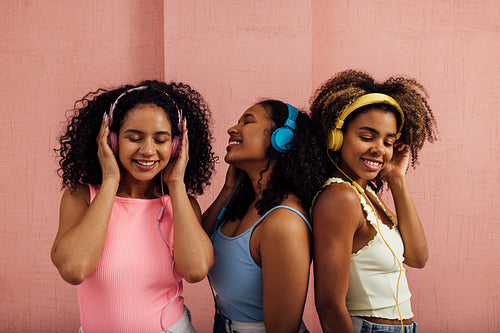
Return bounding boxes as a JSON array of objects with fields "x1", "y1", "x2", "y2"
[{"x1": 351, "y1": 316, "x2": 418, "y2": 333}]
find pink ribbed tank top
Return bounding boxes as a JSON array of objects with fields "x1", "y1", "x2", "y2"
[{"x1": 77, "y1": 185, "x2": 184, "y2": 332}]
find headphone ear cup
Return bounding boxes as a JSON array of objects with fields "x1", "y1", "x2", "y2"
[
  {"x1": 271, "y1": 127, "x2": 294, "y2": 153},
  {"x1": 327, "y1": 128, "x2": 343, "y2": 151},
  {"x1": 108, "y1": 131, "x2": 118, "y2": 155},
  {"x1": 170, "y1": 136, "x2": 181, "y2": 158}
]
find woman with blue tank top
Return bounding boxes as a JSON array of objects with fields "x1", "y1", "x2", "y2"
[{"x1": 202, "y1": 100, "x2": 328, "y2": 333}]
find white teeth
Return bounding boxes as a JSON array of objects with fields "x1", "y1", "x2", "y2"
[
  {"x1": 136, "y1": 160, "x2": 156, "y2": 166},
  {"x1": 229, "y1": 141, "x2": 240, "y2": 145},
  {"x1": 364, "y1": 160, "x2": 381, "y2": 167}
]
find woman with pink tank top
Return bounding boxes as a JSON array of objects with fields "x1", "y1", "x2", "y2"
[{"x1": 51, "y1": 81, "x2": 216, "y2": 332}]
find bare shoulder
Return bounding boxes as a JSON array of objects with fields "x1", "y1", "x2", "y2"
[
  {"x1": 61, "y1": 184, "x2": 90, "y2": 207},
  {"x1": 56, "y1": 185, "x2": 91, "y2": 240},
  {"x1": 259, "y1": 195, "x2": 311, "y2": 238},
  {"x1": 312, "y1": 182, "x2": 363, "y2": 231}
]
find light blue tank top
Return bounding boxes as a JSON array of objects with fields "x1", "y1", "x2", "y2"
[{"x1": 208, "y1": 205, "x2": 311, "y2": 322}]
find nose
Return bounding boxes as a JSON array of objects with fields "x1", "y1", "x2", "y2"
[
  {"x1": 369, "y1": 139, "x2": 385, "y2": 155},
  {"x1": 227, "y1": 124, "x2": 238, "y2": 135},
  {"x1": 139, "y1": 138, "x2": 155, "y2": 155}
]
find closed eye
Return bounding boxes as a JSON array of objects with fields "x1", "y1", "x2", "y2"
[
  {"x1": 128, "y1": 136, "x2": 142, "y2": 142},
  {"x1": 239, "y1": 114, "x2": 255, "y2": 126},
  {"x1": 154, "y1": 138, "x2": 169, "y2": 144}
]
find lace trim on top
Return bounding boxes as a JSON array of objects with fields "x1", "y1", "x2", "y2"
[{"x1": 317, "y1": 177, "x2": 395, "y2": 257}]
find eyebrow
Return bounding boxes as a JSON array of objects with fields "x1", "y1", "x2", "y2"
[
  {"x1": 238, "y1": 113, "x2": 256, "y2": 123},
  {"x1": 123, "y1": 129, "x2": 171, "y2": 136},
  {"x1": 358, "y1": 126, "x2": 397, "y2": 138},
  {"x1": 241, "y1": 113, "x2": 255, "y2": 120}
]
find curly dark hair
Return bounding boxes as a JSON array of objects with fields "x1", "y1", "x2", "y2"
[
  {"x1": 310, "y1": 69, "x2": 438, "y2": 191},
  {"x1": 56, "y1": 80, "x2": 217, "y2": 196},
  {"x1": 224, "y1": 100, "x2": 329, "y2": 221}
]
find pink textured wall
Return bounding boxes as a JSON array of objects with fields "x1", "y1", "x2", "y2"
[
  {"x1": 0, "y1": 0, "x2": 164, "y2": 331},
  {"x1": 1, "y1": 0, "x2": 499, "y2": 332}
]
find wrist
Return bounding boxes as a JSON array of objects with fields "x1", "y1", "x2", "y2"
[
  {"x1": 166, "y1": 179, "x2": 186, "y2": 192},
  {"x1": 385, "y1": 174, "x2": 407, "y2": 189},
  {"x1": 101, "y1": 177, "x2": 120, "y2": 189}
]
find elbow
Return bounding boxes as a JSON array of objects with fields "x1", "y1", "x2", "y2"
[
  {"x1": 183, "y1": 271, "x2": 207, "y2": 284},
  {"x1": 54, "y1": 263, "x2": 88, "y2": 285},
  {"x1": 405, "y1": 252, "x2": 429, "y2": 269},
  {"x1": 182, "y1": 265, "x2": 210, "y2": 283},
  {"x1": 51, "y1": 249, "x2": 90, "y2": 285},
  {"x1": 181, "y1": 258, "x2": 214, "y2": 284},
  {"x1": 61, "y1": 272, "x2": 86, "y2": 285},
  {"x1": 412, "y1": 256, "x2": 428, "y2": 269},
  {"x1": 315, "y1": 297, "x2": 341, "y2": 322}
]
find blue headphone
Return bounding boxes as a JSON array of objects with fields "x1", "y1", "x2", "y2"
[{"x1": 271, "y1": 103, "x2": 299, "y2": 153}]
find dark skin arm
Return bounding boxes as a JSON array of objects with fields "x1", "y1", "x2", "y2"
[
  {"x1": 379, "y1": 144, "x2": 428, "y2": 268},
  {"x1": 255, "y1": 200, "x2": 312, "y2": 333},
  {"x1": 162, "y1": 120, "x2": 214, "y2": 282},
  {"x1": 51, "y1": 116, "x2": 120, "y2": 285},
  {"x1": 313, "y1": 184, "x2": 365, "y2": 333}
]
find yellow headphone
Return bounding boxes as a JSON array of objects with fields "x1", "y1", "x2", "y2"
[{"x1": 327, "y1": 93, "x2": 405, "y2": 151}]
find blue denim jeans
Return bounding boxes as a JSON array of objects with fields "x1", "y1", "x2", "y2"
[{"x1": 351, "y1": 317, "x2": 418, "y2": 333}]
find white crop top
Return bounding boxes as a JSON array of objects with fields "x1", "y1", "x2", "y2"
[{"x1": 321, "y1": 177, "x2": 414, "y2": 320}]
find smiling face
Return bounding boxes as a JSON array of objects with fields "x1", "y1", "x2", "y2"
[
  {"x1": 339, "y1": 108, "x2": 397, "y2": 186},
  {"x1": 225, "y1": 104, "x2": 274, "y2": 171},
  {"x1": 117, "y1": 103, "x2": 173, "y2": 183}
]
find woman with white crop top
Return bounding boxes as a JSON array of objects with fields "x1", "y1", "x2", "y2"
[
  {"x1": 202, "y1": 100, "x2": 328, "y2": 333},
  {"x1": 310, "y1": 70, "x2": 438, "y2": 333}
]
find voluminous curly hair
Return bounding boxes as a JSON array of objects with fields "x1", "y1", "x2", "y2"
[
  {"x1": 56, "y1": 80, "x2": 217, "y2": 196},
  {"x1": 224, "y1": 100, "x2": 329, "y2": 221},
  {"x1": 310, "y1": 69, "x2": 438, "y2": 191}
]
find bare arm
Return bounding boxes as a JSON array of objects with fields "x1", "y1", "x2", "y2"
[
  {"x1": 51, "y1": 116, "x2": 120, "y2": 285},
  {"x1": 313, "y1": 185, "x2": 362, "y2": 333},
  {"x1": 163, "y1": 120, "x2": 214, "y2": 283},
  {"x1": 259, "y1": 206, "x2": 311, "y2": 333},
  {"x1": 381, "y1": 144, "x2": 428, "y2": 268}
]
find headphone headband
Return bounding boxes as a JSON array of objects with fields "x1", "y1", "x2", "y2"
[
  {"x1": 108, "y1": 86, "x2": 147, "y2": 128},
  {"x1": 335, "y1": 93, "x2": 405, "y2": 139},
  {"x1": 284, "y1": 103, "x2": 299, "y2": 130},
  {"x1": 107, "y1": 85, "x2": 183, "y2": 157}
]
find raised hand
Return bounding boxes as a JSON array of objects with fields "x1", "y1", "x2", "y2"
[
  {"x1": 381, "y1": 143, "x2": 410, "y2": 181},
  {"x1": 162, "y1": 119, "x2": 189, "y2": 186},
  {"x1": 97, "y1": 114, "x2": 120, "y2": 183}
]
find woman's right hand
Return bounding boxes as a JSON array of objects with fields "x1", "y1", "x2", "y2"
[{"x1": 97, "y1": 114, "x2": 120, "y2": 183}]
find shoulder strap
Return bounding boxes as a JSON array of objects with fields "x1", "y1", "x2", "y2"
[
  {"x1": 310, "y1": 177, "x2": 358, "y2": 216},
  {"x1": 253, "y1": 205, "x2": 312, "y2": 232}
]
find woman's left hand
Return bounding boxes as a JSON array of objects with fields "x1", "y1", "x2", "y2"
[
  {"x1": 162, "y1": 119, "x2": 189, "y2": 186},
  {"x1": 381, "y1": 143, "x2": 410, "y2": 181}
]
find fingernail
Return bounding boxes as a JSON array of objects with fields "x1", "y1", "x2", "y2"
[{"x1": 103, "y1": 113, "x2": 108, "y2": 121}]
